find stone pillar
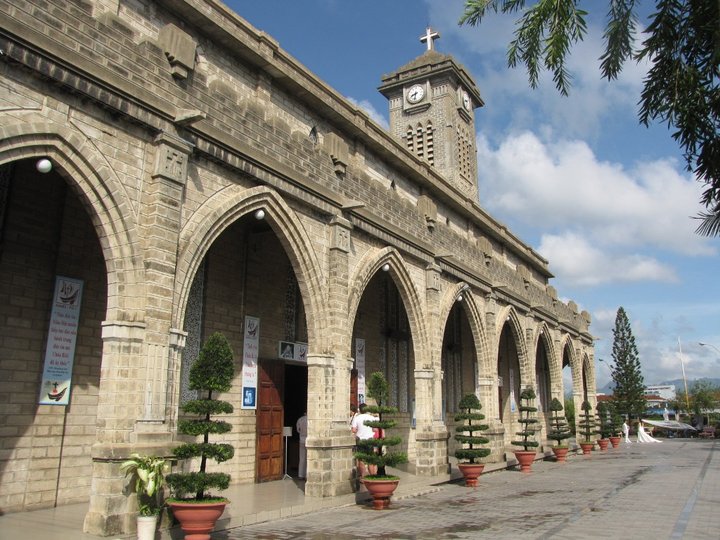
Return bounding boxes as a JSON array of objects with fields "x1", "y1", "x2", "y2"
[
  {"x1": 304, "y1": 354, "x2": 355, "y2": 497},
  {"x1": 413, "y1": 262, "x2": 448, "y2": 476},
  {"x1": 84, "y1": 319, "x2": 146, "y2": 536},
  {"x1": 479, "y1": 375, "x2": 504, "y2": 460},
  {"x1": 84, "y1": 132, "x2": 191, "y2": 535},
  {"x1": 304, "y1": 216, "x2": 355, "y2": 497}
]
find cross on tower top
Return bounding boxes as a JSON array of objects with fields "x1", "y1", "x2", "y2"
[{"x1": 419, "y1": 27, "x2": 440, "y2": 51}]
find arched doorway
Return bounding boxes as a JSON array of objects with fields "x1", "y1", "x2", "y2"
[
  {"x1": 441, "y1": 302, "x2": 477, "y2": 456},
  {"x1": 178, "y1": 213, "x2": 309, "y2": 483},
  {"x1": 0, "y1": 159, "x2": 106, "y2": 511},
  {"x1": 497, "y1": 322, "x2": 521, "y2": 424},
  {"x1": 351, "y1": 270, "x2": 415, "y2": 460}
]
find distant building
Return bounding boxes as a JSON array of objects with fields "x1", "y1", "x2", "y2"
[{"x1": 645, "y1": 385, "x2": 676, "y2": 401}]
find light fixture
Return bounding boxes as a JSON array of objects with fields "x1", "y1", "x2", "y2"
[
  {"x1": 699, "y1": 342, "x2": 720, "y2": 353},
  {"x1": 381, "y1": 263, "x2": 390, "y2": 272},
  {"x1": 36, "y1": 158, "x2": 52, "y2": 173},
  {"x1": 254, "y1": 209, "x2": 265, "y2": 220}
]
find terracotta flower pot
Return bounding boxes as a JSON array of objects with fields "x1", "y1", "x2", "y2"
[
  {"x1": 362, "y1": 478, "x2": 400, "y2": 510},
  {"x1": 551, "y1": 446, "x2": 569, "y2": 463},
  {"x1": 458, "y1": 463, "x2": 485, "y2": 487},
  {"x1": 169, "y1": 500, "x2": 227, "y2": 540},
  {"x1": 609, "y1": 436, "x2": 621, "y2": 448},
  {"x1": 597, "y1": 438, "x2": 610, "y2": 451},
  {"x1": 513, "y1": 450, "x2": 536, "y2": 473},
  {"x1": 580, "y1": 442, "x2": 594, "y2": 455}
]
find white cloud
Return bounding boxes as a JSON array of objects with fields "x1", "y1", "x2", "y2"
[
  {"x1": 430, "y1": 0, "x2": 649, "y2": 141},
  {"x1": 539, "y1": 232, "x2": 678, "y2": 286},
  {"x1": 346, "y1": 97, "x2": 389, "y2": 130},
  {"x1": 475, "y1": 130, "x2": 716, "y2": 286}
]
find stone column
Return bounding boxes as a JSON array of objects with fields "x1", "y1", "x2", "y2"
[
  {"x1": 84, "y1": 319, "x2": 146, "y2": 536},
  {"x1": 481, "y1": 294, "x2": 505, "y2": 458},
  {"x1": 304, "y1": 216, "x2": 355, "y2": 497},
  {"x1": 84, "y1": 132, "x2": 191, "y2": 535},
  {"x1": 413, "y1": 263, "x2": 449, "y2": 476},
  {"x1": 304, "y1": 353, "x2": 355, "y2": 497}
]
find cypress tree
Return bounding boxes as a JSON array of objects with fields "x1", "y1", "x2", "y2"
[{"x1": 610, "y1": 307, "x2": 646, "y2": 420}]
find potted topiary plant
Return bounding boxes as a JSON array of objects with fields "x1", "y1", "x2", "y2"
[
  {"x1": 608, "y1": 406, "x2": 623, "y2": 448},
  {"x1": 547, "y1": 397, "x2": 572, "y2": 463},
  {"x1": 578, "y1": 400, "x2": 599, "y2": 455},
  {"x1": 166, "y1": 332, "x2": 235, "y2": 539},
  {"x1": 511, "y1": 387, "x2": 539, "y2": 472},
  {"x1": 596, "y1": 402, "x2": 613, "y2": 451},
  {"x1": 120, "y1": 453, "x2": 168, "y2": 540},
  {"x1": 354, "y1": 371, "x2": 408, "y2": 509},
  {"x1": 454, "y1": 393, "x2": 491, "y2": 487}
]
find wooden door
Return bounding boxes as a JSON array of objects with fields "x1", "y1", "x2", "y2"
[
  {"x1": 256, "y1": 360, "x2": 284, "y2": 482},
  {"x1": 350, "y1": 368, "x2": 358, "y2": 409}
]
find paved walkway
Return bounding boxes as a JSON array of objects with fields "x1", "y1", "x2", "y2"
[
  {"x1": 1, "y1": 439, "x2": 717, "y2": 539},
  {"x1": 219, "y1": 439, "x2": 719, "y2": 540}
]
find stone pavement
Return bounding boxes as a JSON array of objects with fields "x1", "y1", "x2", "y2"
[{"x1": 214, "y1": 439, "x2": 719, "y2": 540}]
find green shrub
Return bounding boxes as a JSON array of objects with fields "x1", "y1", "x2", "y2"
[
  {"x1": 354, "y1": 372, "x2": 408, "y2": 478},
  {"x1": 166, "y1": 332, "x2": 235, "y2": 500},
  {"x1": 596, "y1": 402, "x2": 614, "y2": 439},
  {"x1": 511, "y1": 387, "x2": 539, "y2": 451},
  {"x1": 547, "y1": 397, "x2": 572, "y2": 447},
  {"x1": 578, "y1": 400, "x2": 600, "y2": 443},
  {"x1": 454, "y1": 393, "x2": 490, "y2": 463}
]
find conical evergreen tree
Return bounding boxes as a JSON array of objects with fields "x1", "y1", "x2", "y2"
[{"x1": 610, "y1": 307, "x2": 646, "y2": 420}]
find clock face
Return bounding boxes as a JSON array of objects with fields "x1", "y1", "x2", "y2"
[
  {"x1": 407, "y1": 84, "x2": 425, "y2": 104},
  {"x1": 462, "y1": 91, "x2": 471, "y2": 111}
]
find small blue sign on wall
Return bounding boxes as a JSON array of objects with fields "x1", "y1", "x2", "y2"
[{"x1": 243, "y1": 387, "x2": 256, "y2": 408}]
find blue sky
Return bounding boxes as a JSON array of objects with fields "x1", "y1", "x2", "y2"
[{"x1": 228, "y1": 0, "x2": 720, "y2": 389}]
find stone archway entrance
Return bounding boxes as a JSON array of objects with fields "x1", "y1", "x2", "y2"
[{"x1": 0, "y1": 159, "x2": 106, "y2": 511}]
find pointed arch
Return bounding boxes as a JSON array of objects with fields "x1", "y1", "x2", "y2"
[
  {"x1": 535, "y1": 323, "x2": 561, "y2": 394},
  {"x1": 0, "y1": 121, "x2": 142, "y2": 319},
  {"x1": 496, "y1": 306, "x2": 530, "y2": 382},
  {"x1": 581, "y1": 351, "x2": 595, "y2": 403},
  {"x1": 174, "y1": 185, "x2": 325, "y2": 346},
  {"x1": 437, "y1": 283, "x2": 489, "y2": 375},
  {"x1": 560, "y1": 335, "x2": 581, "y2": 396},
  {"x1": 347, "y1": 247, "x2": 428, "y2": 367}
]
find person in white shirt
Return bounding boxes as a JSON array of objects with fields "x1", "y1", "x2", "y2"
[
  {"x1": 622, "y1": 420, "x2": 631, "y2": 443},
  {"x1": 296, "y1": 412, "x2": 308, "y2": 479},
  {"x1": 351, "y1": 403, "x2": 377, "y2": 476}
]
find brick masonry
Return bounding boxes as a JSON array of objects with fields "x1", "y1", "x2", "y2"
[{"x1": 0, "y1": 0, "x2": 596, "y2": 536}]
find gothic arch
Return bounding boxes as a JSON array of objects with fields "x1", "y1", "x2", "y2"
[
  {"x1": 174, "y1": 184, "x2": 326, "y2": 346},
  {"x1": 437, "y1": 283, "x2": 489, "y2": 375},
  {"x1": 535, "y1": 323, "x2": 561, "y2": 394},
  {"x1": 559, "y1": 334, "x2": 581, "y2": 395},
  {"x1": 496, "y1": 306, "x2": 531, "y2": 382},
  {"x1": 347, "y1": 247, "x2": 428, "y2": 368},
  {"x1": 581, "y1": 351, "x2": 596, "y2": 403},
  {"x1": 0, "y1": 121, "x2": 142, "y2": 320}
]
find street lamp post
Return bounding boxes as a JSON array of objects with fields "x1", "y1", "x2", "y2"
[
  {"x1": 677, "y1": 339, "x2": 691, "y2": 416},
  {"x1": 699, "y1": 342, "x2": 720, "y2": 354}
]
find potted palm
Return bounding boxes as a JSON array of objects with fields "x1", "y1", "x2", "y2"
[
  {"x1": 120, "y1": 453, "x2": 168, "y2": 540},
  {"x1": 578, "y1": 400, "x2": 599, "y2": 455},
  {"x1": 511, "y1": 387, "x2": 539, "y2": 472},
  {"x1": 596, "y1": 402, "x2": 613, "y2": 451},
  {"x1": 354, "y1": 371, "x2": 408, "y2": 509},
  {"x1": 166, "y1": 332, "x2": 235, "y2": 539},
  {"x1": 454, "y1": 393, "x2": 490, "y2": 487},
  {"x1": 547, "y1": 397, "x2": 572, "y2": 463}
]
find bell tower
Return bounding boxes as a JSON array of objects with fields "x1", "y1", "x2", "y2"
[{"x1": 378, "y1": 28, "x2": 483, "y2": 200}]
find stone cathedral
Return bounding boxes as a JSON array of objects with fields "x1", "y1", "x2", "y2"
[{"x1": 0, "y1": 0, "x2": 597, "y2": 535}]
